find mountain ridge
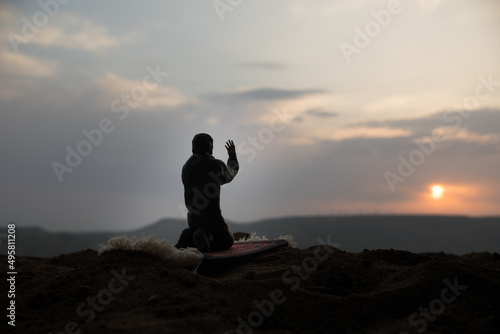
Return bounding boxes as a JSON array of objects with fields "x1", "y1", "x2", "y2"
[{"x1": 2, "y1": 215, "x2": 499, "y2": 257}]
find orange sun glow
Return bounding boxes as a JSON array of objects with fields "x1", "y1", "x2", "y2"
[{"x1": 431, "y1": 185, "x2": 445, "y2": 199}]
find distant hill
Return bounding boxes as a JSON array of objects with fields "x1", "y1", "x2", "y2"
[
  {"x1": 241, "y1": 215, "x2": 500, "y2": 254},
  {"x1": 1, "y1": 218, "x2": 186, "y2": 258},
  {"x1": 2, "y1": 215, "x2": 499, "y2": 257}
]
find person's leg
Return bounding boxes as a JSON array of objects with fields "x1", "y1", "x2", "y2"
[
  {"x1": 188, "y1": 212, "x2": 233, "y2": 252},
  {"x1": 175, "y1": 213, "x2": 202, "y2": 249},
  {"x1": 175, "y1": 228, "x2": 196, "y2": 248},
  {"x1": 207, "y1": 214, "x2": 234, "y2": 251},
  {"x1": 193, "y1": 227, "x2": 213, "y2": 252}
]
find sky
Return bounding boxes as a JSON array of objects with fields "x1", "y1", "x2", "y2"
[{"x1": 1, "y1": 0, "x2": 499, "y2": 232}]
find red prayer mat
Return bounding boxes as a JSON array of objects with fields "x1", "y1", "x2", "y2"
[{"x1": 202, "y1": 240, "x2": 288, "y2": 261}]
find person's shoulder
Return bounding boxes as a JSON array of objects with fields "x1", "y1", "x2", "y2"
[
  {"x1": 183, "y1": 155, "x2": 196, "y2": 164},
  {"x1": 182, "y1": 155, "x2": 198, "y2": 168},
  {"x1": 188, "y1": 155, "x2": 219, "y2": 167},
  {"x1": 204, "y1": 156, "x2": 226, "y2": 169}
]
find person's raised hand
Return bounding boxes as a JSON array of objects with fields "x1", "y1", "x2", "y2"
[{"x1": 225, "y1": 140, "x2": 236, "y2": 156}]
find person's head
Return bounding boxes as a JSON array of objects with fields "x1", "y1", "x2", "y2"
[{"x1": 192, "y1": 133, "x2": 213, "y2": 155}]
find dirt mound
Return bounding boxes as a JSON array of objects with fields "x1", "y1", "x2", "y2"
[{"x1": 2, "y1": 245, "x2": 499, "y2": 333}]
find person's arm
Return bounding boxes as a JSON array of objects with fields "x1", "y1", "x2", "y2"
[
  {"x1": 212, "y1": 140, "x2": 239, "y2": 185},
  {"x1": 225, "y1": 139, "x2": 239, "y2": 175}
]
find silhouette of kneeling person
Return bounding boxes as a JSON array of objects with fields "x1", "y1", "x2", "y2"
[{"x1": 175, "y1": 133, "x2": 239, "y2": 252}]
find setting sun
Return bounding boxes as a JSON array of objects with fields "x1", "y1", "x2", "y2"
[{"x1": 431, "y1": 185, "x2": 445, "y2": 199}]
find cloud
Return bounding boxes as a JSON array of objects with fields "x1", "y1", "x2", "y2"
[
  {"x1": 416, "y1": 126, "x2": 500, "y2": 145},
  {"x1": 0, "y1": 51, "x2": 56, "y2": 78},
  {"x1": 34, "y1": 15, "x2": 139, "y2": 52},
  {"x1": 311, "y1": 127, "x2": 411, "y2": 141},
  {"x1": 416, "y1": 0, "x2": 450, "y2": 11},
  {"x1": 238, "y1": 62, "x2": 288, "y2": 70},
  {"x1": 294, "y1": 108, "x2": 338, "y2": 124},
  {"x1": 94, "y1": 72, "x2": 190, "y2": 109},
  {"x1": 204, "y1": 87, "x2": 326, "y2": 103},
  {"x1": 1, "y1": 5, "x2": 138, "y2": 54},
  {"x1": 353, "y1": 109, "x2": 500, "y2": 140},
  {"x1": 0, "y1": 50, "x2": 57, "y2": 100},
  {"x1": 305, "y1": 108, "x2": 338, "y2": 118}
]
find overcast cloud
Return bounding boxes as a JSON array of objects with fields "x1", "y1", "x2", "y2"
[{"x1": 1, "y1": 0, "x2": 499, "y2": 231}]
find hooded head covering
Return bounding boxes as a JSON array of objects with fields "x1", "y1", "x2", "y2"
[{"x1": 192, "y1": 133, "x2": 213, "y2": 154}]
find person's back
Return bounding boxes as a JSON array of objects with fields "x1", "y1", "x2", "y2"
[
  {"x1": 182, "y1": 154, "x2": 230, "y2": 215},
  {"x1": 175, "y1": 133, "x2": 239, "y2": 252}
]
